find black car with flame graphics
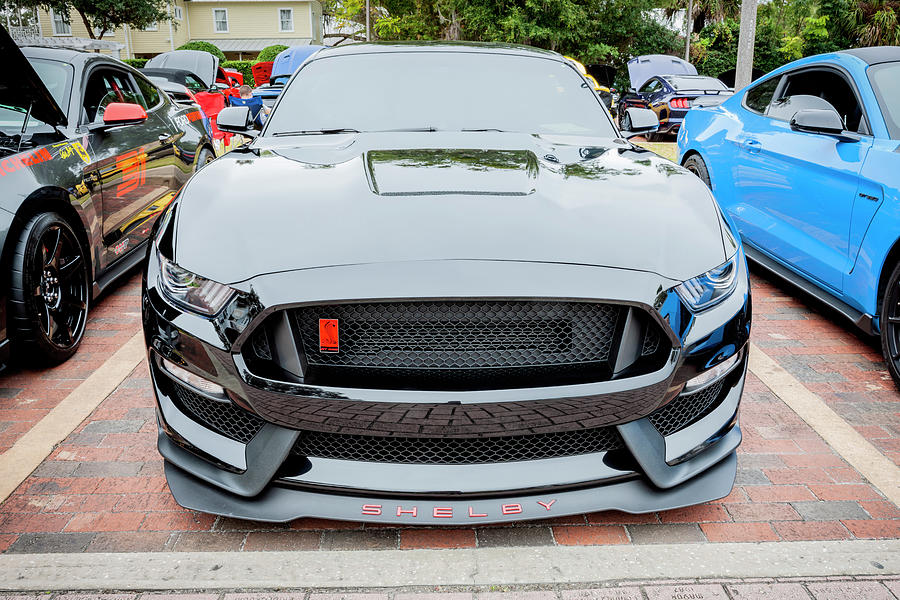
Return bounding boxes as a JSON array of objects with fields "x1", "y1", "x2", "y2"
[
  {"x1": 144, "y1": 42, "x2": 750, "y2": 524},
  {"x1": 0, "y1": 26, "x2": 213, "y2": 369}
]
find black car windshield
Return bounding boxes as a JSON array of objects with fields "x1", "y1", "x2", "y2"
[
  {"x1": 666, "y1": 76, "x2": 728, "y2": 91},
  {"x1": 265, "y1": 51, "x2": 616, "y2": 137},
  {"x1": 0, "y1": 58, "x2": 72, "y2": 135},
  {"x1": 868, "y1": 61, "x2": 900, "y2": 139}
]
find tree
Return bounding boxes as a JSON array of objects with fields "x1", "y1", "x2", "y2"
[
  {"x1": 661, "y1": 0, "x2": 741, "y2": 34},
  {"x1": 855, "y1": 0, "x2": 900, "y2": 46},
  {"x1": 17, "y1": 0, "x2": 169, "y2": 39},
  {"x1": 257, "y1": 44, "x2": 289, "y2": 62},
  {"x1": 178, "y1": 40, "x2": 226, "y2": 62}
]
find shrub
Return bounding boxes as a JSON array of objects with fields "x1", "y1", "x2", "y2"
[
  {"x1": 176, "y1": 41, "x2": 226, "y2": 62},
  {"x1": 257, "y1": 44, "x2": 288, "y2": 62},
  {"x1": 222, "y1": 60, "x2": 255, "y2": 87},
  {"x1": 123, "y1": 58, "x2": 148, "y2": 69}
]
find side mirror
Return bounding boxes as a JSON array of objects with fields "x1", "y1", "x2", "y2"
[
  {"x1": 101, "y1": 102, "x2": 147, "y2": 127},
  {"x1": 790, "y1": 108, "x2": 859, "y2": 143},
  {"x1": 217, "y1": 106, "x2": 257, "y2": 138},
  {"x1": 620, "y1": 107, "x2": 659, "y2": 139}
]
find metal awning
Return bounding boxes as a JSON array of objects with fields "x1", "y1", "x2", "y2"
[
  {"x1": 193, "y1": 38, "x2": 311, "y2": 52},
  {"x1": 13, "y1": 33, "x2": 125, "y2": 54}
]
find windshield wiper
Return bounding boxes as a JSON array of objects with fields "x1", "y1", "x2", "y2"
[
  {"x1": 461, "y1": 128, "x2": 507, "y2": 132},
  {"x1": 273, "y1": 128, "x2": 360, "y2": 136}
]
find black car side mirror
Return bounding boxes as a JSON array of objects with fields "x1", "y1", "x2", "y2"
[
  {"x1": 217, "y1": 106, "x2": 257, "y2": 138},
  {"x1": 790, "y1": 108, "x2": 859, "y2": 143}
]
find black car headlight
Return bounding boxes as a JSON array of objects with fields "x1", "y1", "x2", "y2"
[
  {"x1": 159, "y1": 255, "x2": 236, "y2": 316},
  {"x1": 675, "y1": 253, "x2": 740, "y2": 312}
]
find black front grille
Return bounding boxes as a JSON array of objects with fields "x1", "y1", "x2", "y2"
[
  {"x1": 171, "y1": 383, "x2": 265, "y2": 444},
  {"x1": 293, "y1": 426, "x2": 625, "y2": 464},
  {"x1": 293, "y1": 300, "x2": 626, "y2": 389},
  {"x1": 648, "y1": 381, "x2": 725, "y2": 436}
]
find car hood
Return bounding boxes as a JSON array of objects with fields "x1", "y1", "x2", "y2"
[
  {"x1": 146, "y1": 50, "x2": 218, "y2": 88},
  {"x1": 627, "y1": 54, "x2": 696, "y2": 90},
  {"x1": 173, "y1": 132, "x2": 727, "y2": 285},
  {"x1": 1, "y1": 27, "x2": 67, "y2": 127},
  {"x1": 271, "y1": 44, "x2": 325, "y2": 79}
]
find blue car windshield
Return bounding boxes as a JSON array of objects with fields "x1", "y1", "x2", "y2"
[
  {"x1": 265, "y1": 51, "x2": 617, "y2": 137},
  {"x1": 868, "y1": 62, "x2": 900, "y2": 140}
]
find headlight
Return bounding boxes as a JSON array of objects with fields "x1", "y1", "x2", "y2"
[
  {"x1": 675, "y1": 253, "x2": 739, "y2": 312},
  {"x1": 159, "y1": 255, "x2": 235, "y2": 316}
]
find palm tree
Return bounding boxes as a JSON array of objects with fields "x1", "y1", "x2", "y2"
[
  {"x1": 662, "y1": 0, "x2": 741, "y2": 33},
  {"x1": 855, "y1": 0, "x2": 900, "y2": 46}
]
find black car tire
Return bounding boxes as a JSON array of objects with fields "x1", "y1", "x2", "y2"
[
  {"x1": 196, "y1": 146, "x2": 215, "y2": 171},
  {"x1": 880, "y1": 260, "x2": 900, "y2": 388},
  {"x1": 8, "y1": 212, "x2": 90, "y2": 365},
  {"x1": 683, "y1": 154, "x2": 712, "y2": 189},
  {"x1": 619, "y1": 109, "x2": 632, "y2": 132}
]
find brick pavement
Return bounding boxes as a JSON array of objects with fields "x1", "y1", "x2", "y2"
[
  {"x1": 0, "y1": 271, "x2": 143, "y2": 453},
  {"x1": 3, "y1": 580, "x2": 900, "y2": 600}
]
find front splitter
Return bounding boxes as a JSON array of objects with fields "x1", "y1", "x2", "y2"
[{"x1": 164, "y1": 451, "x2": 736, "y2": 525}]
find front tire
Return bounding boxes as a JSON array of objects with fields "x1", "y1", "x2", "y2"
[
  {"x1": 195, "y1": 146, "x2": 215, "y2": 172},
  {"x1": 683, "y1": 153, "x2": 712, "y2": 189},
  {"x1": 880, "y1": 260, "x2": 900, "y2": 389},
  {"x1": 8, "y1": 212, "x2": 89, "y2": 365}
]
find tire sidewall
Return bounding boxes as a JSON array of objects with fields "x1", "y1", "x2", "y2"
[
  {"x1": 684, "y1": 154, "x2": 712, "y2": 189},
  {"x1": 881, "y1": 261, "x2": 900, "y2": 387},
  {"x1": 13, "y1": 212, "x2": 89, "y2": 364}
]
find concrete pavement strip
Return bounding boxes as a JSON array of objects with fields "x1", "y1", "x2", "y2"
[
  {"x1": 0, "y1": 540, "x2": 898, "y2": 590},
  {"x1": 0, "y1": 333, "x2": 146, "y2": 503},
  {"x1": 748, "y1": 343, "x2": 900, "y2": 506}
]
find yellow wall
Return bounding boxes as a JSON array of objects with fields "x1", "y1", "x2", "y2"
[
  {"x1": 37, "y1": 0, "x2": 321, "y2": 58},
  {"x1": 186, "y1": 1, "x2": 314, "y2": 39}
]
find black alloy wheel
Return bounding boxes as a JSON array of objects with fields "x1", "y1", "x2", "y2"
[
  {"x1": 683, "y1": 153, "x2": 712, "y2": 189},
  {"x1": 880, "y1": 261, "x2": 900, "y2": 388},
  {"x1": 196, "y1": 146, "x2": 215, "y2": 171},
  {"x1": 9, "y1": 212, "x2": 89, "y2": 364}
]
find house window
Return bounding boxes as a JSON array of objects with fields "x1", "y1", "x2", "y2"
[
  {"x1": 279, "y1": 8, "x2": 293, "y2": 32},
  {"x1": 50, "y1": 9, "x2": 71, "y2": 36},
  {"x1": 213, "y1": 8, "x2": 228, "y2": 33},
  {"x1": 93, "y1": 26, "x2": 114, "y2": 37},
  {"x1": 173, "y1": 5, "x2": 183, "y2": 20},
  {"x1": 142, "y1": 22, "x2": 158, "y2": 31}
]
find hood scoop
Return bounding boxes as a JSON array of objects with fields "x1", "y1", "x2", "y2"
[{"x1": 366, "y1": 149, "x2": 537, "y2": 196}]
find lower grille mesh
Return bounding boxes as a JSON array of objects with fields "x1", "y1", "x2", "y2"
[
  {"x1": 649, "y1": 381, "x2": 725, "y2": 436},
  {"x1": 293, "y1": 427, "x2": 625, "y2": 464},
  {"x1": 172, "y1": 383, "x2": 265, "y2": 444}
]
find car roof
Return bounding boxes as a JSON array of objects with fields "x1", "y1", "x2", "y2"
[
  {"x1": 839, "y1": 46, "x2": 900, "y2": 65},
  {"x1": 314, "y1": 41, "x2": 563, "y2": 61},
  {"x1": 21, "y1": 45, "x2": 92, "y2": 64}
]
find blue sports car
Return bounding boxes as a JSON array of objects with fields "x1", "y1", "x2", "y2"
[
  {"x1": 252, "y1": 45, "x2": 324, "y2": 108},
  {"x1": 678, "y1": 47, "x2": 900, "y2": 385}
]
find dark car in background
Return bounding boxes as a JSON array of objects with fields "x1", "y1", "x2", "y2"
[
  {"x1": 618, "y1": 55, "x2": 732, "y2": 137},
  {"x1": 0, "y1": 26, "x2": 213, "y2": 369},
  {"x1": 144, "y1": 42, "x2": 750, "y2": 524}
]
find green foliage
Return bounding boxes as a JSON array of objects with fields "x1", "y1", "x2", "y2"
[
  {"x1": 779, "y1": 15, "x2": 829, "y2": 60},
  {"x1": 691, "y1": 18, "x2": 786, "y2": 78},
  {"x1": 222, "y1": 60, "x2": 254, "y2": 87},
  {"x1": 856, "y1": 1, "x2": 900, "y2": 46},
  {"x1": 123, "y1": 58, "x2": 148, "y2": 69},
  {"x1": 176, "y1": 41, "x2": 226, "y2": 62},
  {"x1": 256, "y1": 44, "x2": 289, "y2": 62},
  {"x1": 17, "y1": 0, "x2": 169, "y2": 38}
]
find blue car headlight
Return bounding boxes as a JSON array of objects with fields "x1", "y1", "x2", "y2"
[
  {"x1": 159, "y1": 255, "x2": 236, "y2": 316},
  {"x1": 675, "y1": 253, "x2": 740, "y2": 312}
]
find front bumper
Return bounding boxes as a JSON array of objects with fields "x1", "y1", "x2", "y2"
[{"x1": 144, "y1": 251, "x2": 750, "y2": 524}]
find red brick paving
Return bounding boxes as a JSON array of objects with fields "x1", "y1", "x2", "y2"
[{"x1": 0, "y1": 269, "x2": 898, "y2": 552}]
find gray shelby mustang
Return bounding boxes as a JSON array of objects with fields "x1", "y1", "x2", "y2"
[{"x1": 143, "y1": 41, "x2": 751, "y2": 524}]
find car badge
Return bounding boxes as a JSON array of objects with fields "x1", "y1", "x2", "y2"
[{"x1": 319, "y1": 319, "x2": 339, "y2": 353}]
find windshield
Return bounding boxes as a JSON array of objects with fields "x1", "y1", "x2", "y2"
[
  {"x1": 0, "y1": 58, "x2": 71, "y2": 135},
  {"x1": 868, "y1": 62, "x2": 900, "y2": 139},
  {"x1": 666, "y1": 76, "x2": 728, "y2": 91},
  {"x1": 265, "y1": 52, "x2": 616, "y2": 137}
]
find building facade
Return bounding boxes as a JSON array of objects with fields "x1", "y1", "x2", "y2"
[{"x1": 35, "y1": 0, "x2": 322, "y2": 60}]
